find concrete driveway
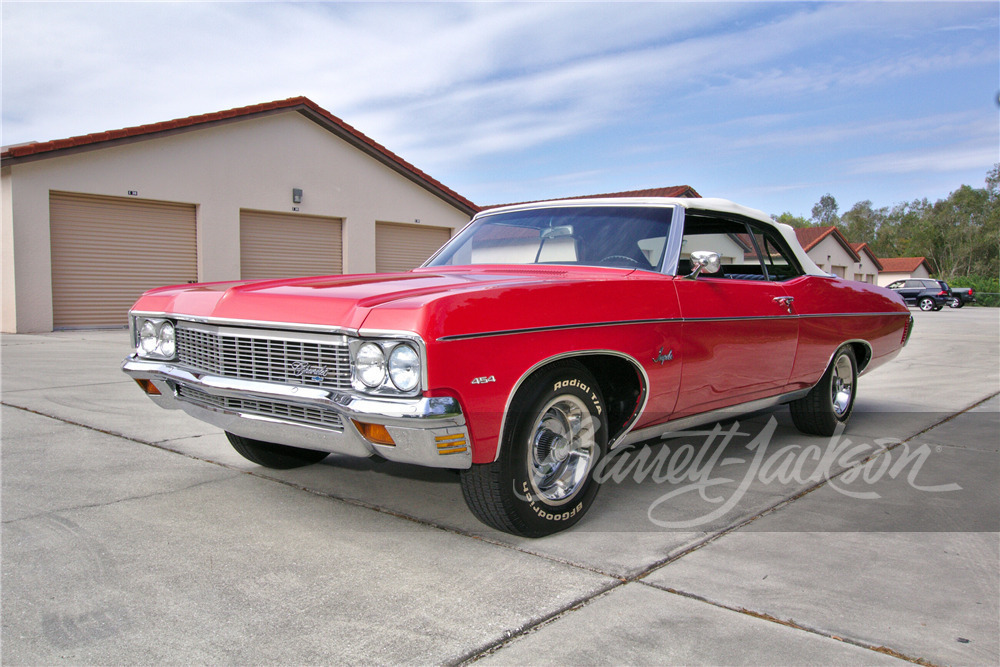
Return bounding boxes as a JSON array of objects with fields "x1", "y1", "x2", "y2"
[{"x1": 2, "y1": 308, "x2": 997, "y2": 665}]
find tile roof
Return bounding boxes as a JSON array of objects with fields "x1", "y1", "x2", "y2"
[
  {"x1": 849, "y1": 242, "x2": 883, "y2": 270},
  {"x1": 878, "y1": 256, "x2": 932, "y2": 273},
  {"x1": 482, "y1": 185, "x2": 700, "y2": 210},
  {"x1": 793, "y1": 226, "x2": 860, "y2": 261},
  {"x1": 1, "y1": 97, "x2": 478, "y2": 215}
]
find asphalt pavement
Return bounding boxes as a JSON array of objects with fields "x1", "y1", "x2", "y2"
[{"x1": 2, "y1": 307, "x2": 998, "y2": 665}]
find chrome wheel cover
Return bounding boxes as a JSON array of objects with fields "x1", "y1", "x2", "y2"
[
  {"x1": 831, "y1": 353, "x2": 855, "y2": 417},
  {"x1": 529, "y1": 394, "x2": 597, "y2": 504}
]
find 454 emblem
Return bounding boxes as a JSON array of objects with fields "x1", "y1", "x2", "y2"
[{"x1": 471, "y1": 375, "x2": 496, "y2": 385}]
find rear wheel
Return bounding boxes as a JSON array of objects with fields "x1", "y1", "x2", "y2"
[
  {"x1": 226, "y1": 432, "x2": 329, "y2": 469},
  {"x1": 918, "y1": 297, "x2": 935, "y2": 311},
  {"x1": 460, "y1": 362, "x2": 608, "y2": 537},
  {"x1": 949, "y1": 298, "x2": 963, "y2": 308},
  {"x1": 790, "y1": 346, "x2": 857, "y2": 436}
]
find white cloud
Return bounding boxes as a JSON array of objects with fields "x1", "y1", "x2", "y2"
[
  {"x1": 850, "y1": 142, "x2": 998, "y2": 175},
  {"x1": 2, "y1": 1, "x2": 996, "y2": 215}
]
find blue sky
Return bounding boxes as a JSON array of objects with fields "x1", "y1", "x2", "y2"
[{"x1": 2, "y1": 1, "x2": 997, "y2": 218}]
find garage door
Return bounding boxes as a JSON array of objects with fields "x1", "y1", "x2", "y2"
[
  {"x1": 240, "y1": 210, "x2": 343, "y2": 280},
  {"x1": 49, "y1": 192, "x2": 197, "y2": 329},
  {"x1": 375, "y1": 222, "x2": 451, "y2": 273}
]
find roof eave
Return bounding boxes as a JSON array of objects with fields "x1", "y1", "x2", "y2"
[
  {"x1": 1, "y1": 97, "x2": 478, "y2": 217},
  {"x1": 0, "y1": 106, "x2": 292, "y2": 167}
]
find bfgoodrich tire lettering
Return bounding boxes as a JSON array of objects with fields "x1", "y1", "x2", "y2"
[
  {"x1": 460, "y1": 362, "x2": 608, "y2": 537},
  {"x1": 226, "y1": 432, "x2": 329, "y2": 469},
  {"x1": 789, "y1": 345, "x2": 857, "y2": 437}
]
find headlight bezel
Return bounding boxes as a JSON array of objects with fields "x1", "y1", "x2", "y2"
[
  {"x1": 133, "y1": 316, "x2": 177, "y2": 361},
  {"x1": 349, "y1": 338, "x2": 424, "y2": 396}
]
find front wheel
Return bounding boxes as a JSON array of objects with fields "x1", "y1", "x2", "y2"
[
  {"x1": 918, "y1": 297, "x2": 935, "y2": 311},
  {"x1": 226, "y1": 432, "x2": 329, "y2": 469},
  {"x1": 789, "y1": 345, "x2": 857, "y2": 437},
  {"x1": 460, "y1": 362, "x2": 608, "y2": 537}
]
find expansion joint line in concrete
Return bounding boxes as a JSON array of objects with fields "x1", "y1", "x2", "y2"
[{"x1": 642, "y1": 585, "x2": 942, "y2": 666}]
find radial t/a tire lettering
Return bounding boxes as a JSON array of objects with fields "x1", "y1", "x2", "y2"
[
  {"x1": 226, "y1": 432, "x2": 329, "y2": 469},
  {"x1": 460, "y1": 361, "x2": 609, "y2": 537}
]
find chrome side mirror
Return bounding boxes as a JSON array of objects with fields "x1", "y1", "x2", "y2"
[{"x1": 687, "y1": 251, "x2": 721, "y2": 278}]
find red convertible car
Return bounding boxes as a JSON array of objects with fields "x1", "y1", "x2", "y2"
[{"x1": 123, "y1": 198, "x2": 912, "y2": 536}]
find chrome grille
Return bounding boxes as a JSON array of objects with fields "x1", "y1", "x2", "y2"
[
  {"x1": 174, "y1": 323, "x2": 351, "y2": 391},
  {"x1": 176, "y1": 385, "x2": 343, "y2": 431}
]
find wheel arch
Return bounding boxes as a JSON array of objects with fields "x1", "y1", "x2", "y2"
[
  {"x1": 494, "y1": 350, "x2": 648, "y2": 462},
  {"x1": 842, "y1": 339, "x2": 873, "y2": 374}
]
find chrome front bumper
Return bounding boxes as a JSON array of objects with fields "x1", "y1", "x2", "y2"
[{"x1": 122, "y1": 356, "x2": 472, "y2": 469}]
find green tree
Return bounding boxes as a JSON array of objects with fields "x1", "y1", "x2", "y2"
[
  {"x1": 839, "y1": 200, "x2": 887, "y2": 244},
  {"x1": 773, "y1": 212, "x2": 812, "y2": 228},
  {"x1": 801, "y1": 165, "x2": 999, "y2": 281},
  {"x1": 811, "y1": 194, "x2": 840, "y2": 227}
]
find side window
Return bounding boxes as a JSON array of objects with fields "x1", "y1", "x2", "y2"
[
  {"x1": 680, "y1": 215, "x2": 805, "y2": 281},
  {"x1": 904, "y1": 280, "x2": 922, "y2": 288},
  {"x1": 887, "y1": 281, "x2": 904, "y2": 289},
  {"x1": 678, "y1": 215, "x2": 755, "y2": 277},
  {"x1": 746, "y1": 223, "x2": 804, "y2": 281}
]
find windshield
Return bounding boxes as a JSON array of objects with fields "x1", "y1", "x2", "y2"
[{"x1": 425, "y1": 205, "x2": 674, "y2": 272}]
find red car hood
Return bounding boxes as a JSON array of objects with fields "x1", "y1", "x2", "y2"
[{"x1": 130, "y1": 266, "x2": 671, "y2": 340}]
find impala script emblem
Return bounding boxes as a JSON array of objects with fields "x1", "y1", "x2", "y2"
[
  {"x1": 290, "y1": 361, "x2": 330, "y2": 380},
  {"x1": 653, "y1": 347, "x2": 674, "y2": 365}
]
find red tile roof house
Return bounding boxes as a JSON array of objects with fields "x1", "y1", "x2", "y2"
[
  {"x1": 876, "y1": 257, "x2": 934, "y2": 287},
  {"x1": 793, "y1": 226, "x2": 865, "y2": 280}
]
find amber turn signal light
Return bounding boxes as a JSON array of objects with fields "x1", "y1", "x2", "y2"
[
  {"x1": 352, "y1": 420, "x2": 395, "y2": 446},
  {"x1": 134, "y1": 378, "x2": 161, "y2": 395}
]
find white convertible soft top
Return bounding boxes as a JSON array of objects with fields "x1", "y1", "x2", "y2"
[{"x1": 482, "y1": 196, "x2": 830, "y2": 277}]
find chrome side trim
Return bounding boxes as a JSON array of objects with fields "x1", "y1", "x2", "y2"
[
  {"x1": 616, "y1": 388, "x2": 811, "y2": 449},
  {"x1": 492, "y1": 350, "x2": 650, "y2": 463},
  {"x1": 437, "y1": 318, "x2": 682, "y2": 342},
  {"x1": 437, "y1": 311, "x2": 907, "y2": 342},
  {"x1": 789, "y1": 311, "x2": 907, "y2": 319}
]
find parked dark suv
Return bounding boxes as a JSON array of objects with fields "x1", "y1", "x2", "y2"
[{"x1": 886, "y1": 279, "x2": 951, "y2": 311}]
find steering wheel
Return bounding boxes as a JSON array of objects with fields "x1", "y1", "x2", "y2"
[{"x1": 599, "y1": 255, "x2": 642, "y2": 268}]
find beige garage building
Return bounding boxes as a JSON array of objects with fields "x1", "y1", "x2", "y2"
[{"x1": 1, "y1": 97, "x2": 477, "y2": 332}]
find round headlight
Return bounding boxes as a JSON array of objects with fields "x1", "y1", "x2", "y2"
[
  {"x1": 158, "y1": 321, "x2": 176, "y2": 358},
  {"x1": 139, "y1": 320, "x2": 158, "y2": 355},
  {"x1": 388, "y1": 344, "x2": 420, "y2": 392},
  {"x1": 355, "y1": 342, "x2": 386, "y2": 387}
]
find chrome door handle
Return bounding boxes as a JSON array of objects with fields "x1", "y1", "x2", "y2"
[{"x1": 773, "y1": 296, "x2": 794, "y2": 313}]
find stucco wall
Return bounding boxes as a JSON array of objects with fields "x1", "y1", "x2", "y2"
[
  {"x1": 877, "y1": 265, "x2": 931, "y2": 287},
  {"x1": 806, "y1": 236, "x2": 858, "y2": 279},
  {"x1": 853, "y1": 250, "x2": 880, "y2": 284},
  {"x1": 1, "y1": 112, "x2": 472, "y2": 332}
]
